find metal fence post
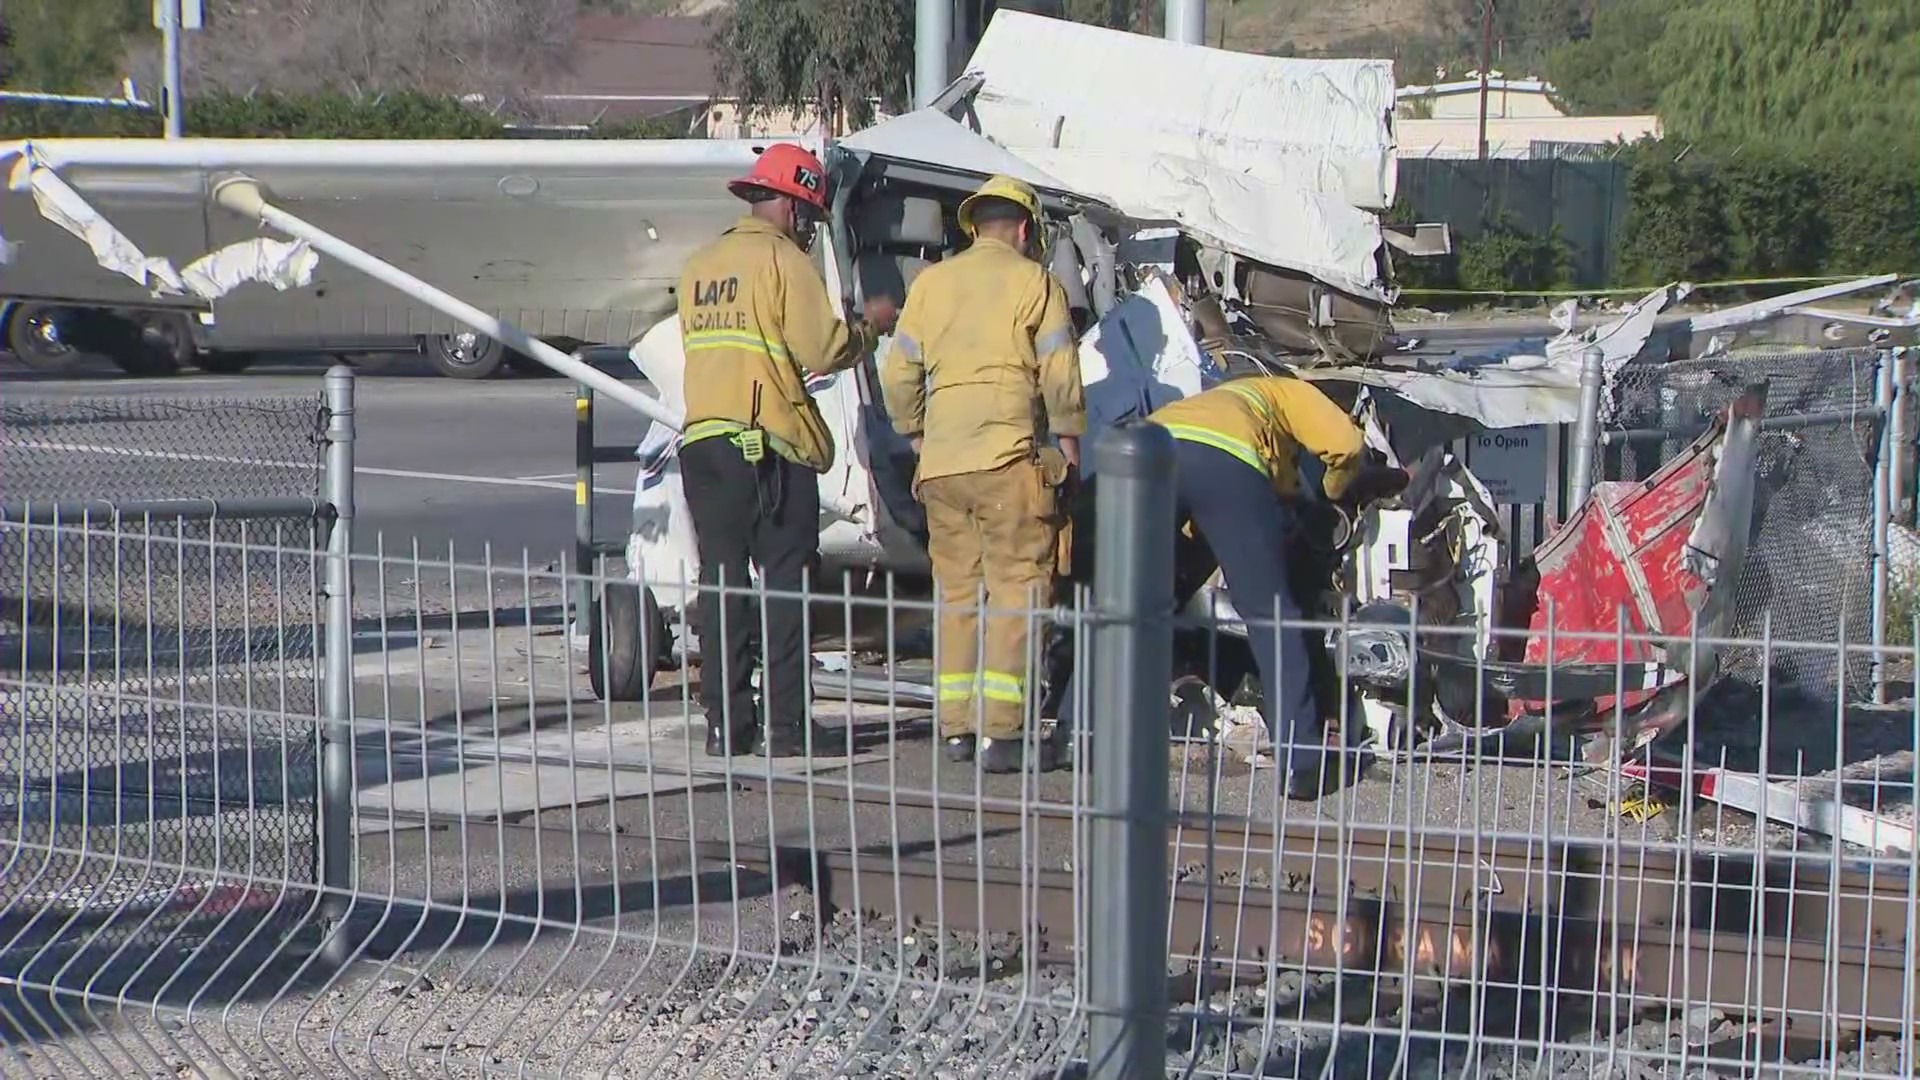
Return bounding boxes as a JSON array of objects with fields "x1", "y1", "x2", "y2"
[
  {"x1": 574, "y1": 382, "x2": 595, "y2": 642},
  {"x1": 1872, "y1": 351, "x2": 1895, "y2": 703},
  {"x1": 1568, "y1": 344, "x2": 1604, "y2": 511},
  {"x1": 1086, "y1": 422, "x2": 1175, "y2": 1080},
  {"x1": 321, "y1": 364, "x2": 357, "y2": 962},
  {"x1": 1892, "y1": 349, "x2": 1914, "y2": 528}
]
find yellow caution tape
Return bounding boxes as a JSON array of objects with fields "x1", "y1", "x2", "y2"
[{"x1": 1397, "y1": 274, "x2": 1912, "y2": 300}]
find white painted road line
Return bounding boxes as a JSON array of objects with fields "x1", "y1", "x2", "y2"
[{"x1": 3, "y1": 440, "x2": 634, "y2": 495}]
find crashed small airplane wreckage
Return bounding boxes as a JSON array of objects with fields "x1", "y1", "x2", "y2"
[{"x1": 0, "y1": 13, "x2": 1751, "y2": 767}]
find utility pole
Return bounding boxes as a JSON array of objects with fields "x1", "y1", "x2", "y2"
[
  {"x1": 154, "y1": 0, "x2": 202, "y2": 139},
  {"x1": 1476, "y1": 0, "x2": 1493, "y2": 161},
  {"x1": 913, "y1": 0, "x2": 952, "y2": 110}
]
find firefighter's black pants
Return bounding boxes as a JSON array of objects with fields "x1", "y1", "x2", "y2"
[
  {"x1": 680, "y1": 438, "x2": 819, "y2": 739},
  {"x1": 1053, "y1": 440, "x2": 1325, "y2": 775}
]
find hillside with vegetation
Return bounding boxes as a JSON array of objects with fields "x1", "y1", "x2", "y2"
[{"x1": 7, "y1": 0, "x2": 1915, "y2": 159}]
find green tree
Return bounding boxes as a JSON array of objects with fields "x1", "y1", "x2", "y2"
[
  {"x1": 0, "y1": 0, "x2": 146, "y2": 93},
  {"x1": 1547, "y1": 0, "x2": 1919, "y2": 157},
  {"x1": 1649, "y1": 0, "x2": 1920, "y2": 155},
  {"x1": 1489, "y1": 0, "x2": 1595, "y2": 79},
  {"x1": 1616, "y1": 149, "x2": 1729, "y2": 284},
  {"x1": 709, "y1": 0, "x2": 911, "y2": 131},
  {"x1": 1542, "y1": 0, "x2": 1675, "y2": 114}
]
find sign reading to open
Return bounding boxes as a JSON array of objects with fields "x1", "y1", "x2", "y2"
[{"x1": 1469, "y1": 425, "x2": 1548, "y2": 505}]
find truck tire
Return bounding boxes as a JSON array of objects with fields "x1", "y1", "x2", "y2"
[
  {"x1": 193, "y1": 351, "x2": 259, "y2": 375},
  {"x1": 117, "y1": 312, "x2": 196, "y2": 377},
  {"x1": 5, "y1": 303, "x2": 91, "y2": 372},
  {"x1": 424, "y1": 330, "x2": 507, "y2": 380},
  {"x1": 588, "y1": 582, "x2": 667, "y2": 702},
  {"x1": 107, "y1": 328, "x2": 183, "y2": 377}
]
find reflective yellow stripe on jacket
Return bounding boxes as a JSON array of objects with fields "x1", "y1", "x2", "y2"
[
  {"x1": 676, "y1": 215, "x2": 877, "y2": 473},
  {"x1": 1145, "y1": 375, "x2": 1368, "y2": 499},
  {"x1": 1155, "y1": 381, "x2": 1281, "y2": 474},
  {"x1": 880, "y1": 236, "x2": 1087, "y2": 484},
  {"x1": 683, "y1": 330, "x2": 792, "y2": 363},
  {"x1": 1155, "y1": 422, "x2": 1266, "y2": 475},
  {"x1": 681, "y1": 418, "x2": 802, "y2": 463}
]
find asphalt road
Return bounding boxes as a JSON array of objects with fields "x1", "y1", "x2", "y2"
[
  {"x1": 1, "y1": 351, "x2": 655, "y2": 574},
  {"x1": 0, "y1": 311, "x2": 1619, "y2": 562}
]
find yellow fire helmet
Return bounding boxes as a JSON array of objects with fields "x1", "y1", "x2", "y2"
[{"x1": 957, "y1": 174, "x2": 1047, "y2": 258}]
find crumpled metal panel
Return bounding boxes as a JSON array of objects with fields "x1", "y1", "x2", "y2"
[{"x1": 1517, "y1": 389, "x2": 1765, "y2": 720}]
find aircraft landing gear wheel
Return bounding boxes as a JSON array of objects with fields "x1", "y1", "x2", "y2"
[
  {"x1": 589, "y1": 581, "x2": 668, "y2": 702},
  {"x1": 424, "y1": 330, "x2": 507, "y2": 379}
]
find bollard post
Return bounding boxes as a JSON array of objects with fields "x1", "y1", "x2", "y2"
[
  {"x1": 1568, "y1": 345, "x2": 1604, "y2": 512},
  {"x1": 320, "y1": 364, "x2": 357, "y2": 963},
  {"x1": 1872, "y1": 351, "x2": 1895, "y2": 703},
  {"x1": 1892, "y1": 349, "x2": 1913, "y2": 528},
  {"x1": 160, "y1": 0, "x2": 184, "y2": 139},
  {"x1": 574, "y1": 382, "x2": 595, "y2": 643},
  {"x1": 1086, "y1": 421, "x2": 1175, "y2": 1080}
]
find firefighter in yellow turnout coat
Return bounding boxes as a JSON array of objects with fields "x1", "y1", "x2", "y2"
[
  {"x1": 1051, "y1": 372, "x2": 1406, "y2": 799},
  {"x1": 676, "y1": 143, "x2": 897, "y2": 760},
  {"x1": 881, "y1": 176, "x2": 1086, "y2": 774}
]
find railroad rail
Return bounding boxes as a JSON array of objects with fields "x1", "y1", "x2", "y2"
[
  {"x1": 725, "y1": 775, "x2": 1914, "y2": 1026},
  {"x1": 390, "y1": 765, "x2": 1916, "y2": 1048}
]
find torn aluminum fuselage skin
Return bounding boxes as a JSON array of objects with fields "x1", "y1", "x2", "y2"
[
  {"x1": 1681, "y1": 275, "x2": 1919, "y2": 358},
  {"x1": 938, "y1": 9, "x2": 1410, "y2": 366}
]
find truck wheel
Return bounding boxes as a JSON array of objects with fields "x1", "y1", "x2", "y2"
[
  {"x1": 5, "y1": 303, "x2": 90, "y2": 372},
  {"x1": 193, "y1": 351, "x2": 259, "y2": 375},
  {"x1": 424, "y1": 330, "x2": 507, "y2": 380},
  {"x1": 588, "y1": 582, "x2": 667, "y2": 702},
  {"x1": 96, "y1": 313, "x2": 188, "y2": 377}
]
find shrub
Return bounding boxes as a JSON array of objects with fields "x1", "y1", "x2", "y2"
[
  {"x1": 1456, "y1": 214, "x2": 1576, "y2": 294},
  {"x1": 1620, "y1": 139, "x2": 1919, "y2": 287},
  {"x1": 1813, "y1": 153, "x2": 1920, "y2": 278},
  {"x1": 1391, "y1": 139, "x2": 1917, "y2": 296},
  {"x1": 1616, "y1": 146, "x2": 1728, "y2": 286}
]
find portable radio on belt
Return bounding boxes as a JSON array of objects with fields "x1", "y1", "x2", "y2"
[{"x1": 733, "y1": 384, "x2": 767, "y2": 464}]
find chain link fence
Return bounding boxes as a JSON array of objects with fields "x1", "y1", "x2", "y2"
[
  {"x1": 1603, "y1": 348, "x2": 1886, "y2": 697},
  {"x1": 0, "y1": 395, "x2": 325, "y2": 503},
  {"x1": 0, "y1": 407, "x2": 1911, "y2": 1078},
  {"x1": 0, "y1": 393, "x2": 330, "y2": 1039}
]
